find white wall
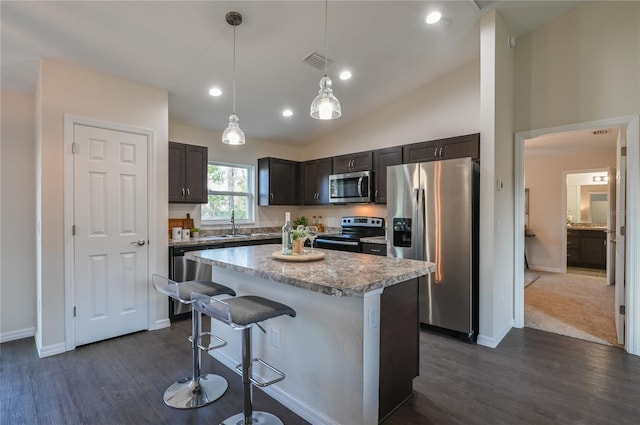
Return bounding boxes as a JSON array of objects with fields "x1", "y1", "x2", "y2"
[
  {"x1": 304, "y1": 59, "x2": 480, "y2": 159},
  {"x1": 35, "y1": 59, "x2": 169, "y2": 355},
  {"x1": 477, "y1": 10, "x2": 516, "y2": 347},
  {"x1": 525, "y1": 150, "x2": 615, "y2": 271},
  {"x1": 1, "y1": 89, "x2": 37, "y2": 342},
  {"x1": 514, "y1": 1, "x2": 640, "y2": 131}
]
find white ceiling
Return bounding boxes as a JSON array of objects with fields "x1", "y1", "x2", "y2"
[{"x1": 1, "y1": 0, "x2": 582, "y2": 145}]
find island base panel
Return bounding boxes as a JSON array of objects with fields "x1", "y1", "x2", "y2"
[{"x1": 379, "y1": 278, "x2": 419, "y2": 421}]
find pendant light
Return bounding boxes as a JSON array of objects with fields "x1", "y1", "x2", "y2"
[
  {"x1": 310, "y1": 0, "x2": 341, "y2": 120},
  {"x1": 222, "y1": 11, "x2": 245, "y2": 145}
]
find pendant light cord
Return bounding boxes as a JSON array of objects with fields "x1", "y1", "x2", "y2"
[
  {"x1": 232, "y1": 23, "x2": 237, "y2": 115},
  {"x1": 324, "y1": 0, "x2": 328, "y2": 77}
]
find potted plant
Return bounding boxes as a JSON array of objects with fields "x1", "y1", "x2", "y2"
[
  {"x1": 191, "y1": 227, "x2": 201, "y2": 238},
  {"x1": 293, "y1": 216, "x2": 308, "y2": 227},
  {"x1": 292, "y1": 227, "x2": 307, "y2": 254}
]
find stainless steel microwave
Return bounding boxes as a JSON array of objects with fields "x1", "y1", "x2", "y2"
[{"x1": 329, "y1": 170, "x2": 374, "y2": 203}]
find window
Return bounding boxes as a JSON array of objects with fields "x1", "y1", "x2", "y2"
[{"x1": 201, "y1": 162, "x2": 255, "y2": 224}]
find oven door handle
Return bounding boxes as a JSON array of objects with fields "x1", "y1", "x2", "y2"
[{"x1": 315, "y1": 239, "x2": 360, "y2": 247}]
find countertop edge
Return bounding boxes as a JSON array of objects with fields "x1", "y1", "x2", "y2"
[{"x1": 185, "y1": 248, "x2": 435, "y2": 297}]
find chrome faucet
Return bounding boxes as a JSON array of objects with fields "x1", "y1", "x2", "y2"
[{"x1": 230, "y1": 210, "x2": 238, "y2": 235}]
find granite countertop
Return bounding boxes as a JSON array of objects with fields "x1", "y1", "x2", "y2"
[
  {"x1": 360, "y1": 236, "x2": 387, "y2": 245},
  {"x1": 185, "y1": 244, "x2": 435, "y2": 297},
  {"x1": 567, "y1": 225, "x2": 607, "y2": 231},
  {"x1": 169, "y1": 232, "x2": 281, "y2": 247}
]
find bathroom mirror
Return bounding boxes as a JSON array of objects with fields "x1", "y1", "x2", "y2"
[{"x1": 566, "y1": 171, "x2": 609, "y2": 225}]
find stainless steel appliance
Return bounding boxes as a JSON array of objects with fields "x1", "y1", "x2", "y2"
[
  {"x1": 387, "y1": 157, "x2": 479, "y2": 342},
  {"x1": 168, "y1": 244, "x2": 222, "y2": 321},
  {"x1": 329, "y1": 171, "x2": 374, "y2": 203},
  {"x1": 315, "y1": 216, "x2": 385, "y2": 252}
]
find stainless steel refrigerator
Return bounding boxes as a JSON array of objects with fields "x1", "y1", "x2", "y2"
[{"x1": 387, "y1": 157, "x2": 479, "y2": 342}]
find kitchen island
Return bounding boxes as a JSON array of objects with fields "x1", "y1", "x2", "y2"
[{"x1": 186, "y1": 244, "x2": 435, "y2": 425}]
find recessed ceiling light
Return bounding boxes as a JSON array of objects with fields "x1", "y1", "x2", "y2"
[
  {"x1": 208, "y1": 87, "x2": 222, "y2": 97},
  {"x1": 339, "y1": 70, "x2": 352, "y2": 80},
  {"x1": 282, "y1": 109, "x2": 293, "y2": 117},
  {"x1": 426, "y1": 11, "x2": 442, "y2": 25}
]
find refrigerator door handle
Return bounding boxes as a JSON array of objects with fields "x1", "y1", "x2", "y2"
[{"x1": 417, "y1": 188, "x2": 426, "y2": 260}]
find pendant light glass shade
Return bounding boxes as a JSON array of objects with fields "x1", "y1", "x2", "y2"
[
  {"x1": 310, "y1": 75, "x2": 341, "y2": 120},
  {"x1": 222, "y1": 11, "x2": 245, "y2": 145},
  {"x1": 222, "y1": 113, "x2": 245, "y2": 145},
  {"x1": 310, "y1": 0, "x2": 341, "y2": 120}
]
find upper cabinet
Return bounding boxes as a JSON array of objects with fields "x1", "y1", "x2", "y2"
[
  {"x1": 332, "y1": 151, "x2": 373, "y2": 174},
  {"x1": 373, "y1": 146, "x2": 402, "y2": 204},
  {"x1": 169, "y1": 142, "x2": 208, "y2": 204},
  {"x1": 403, "y1": 133, "x2": 480, "y2": 164},
  {"x1": 302, "y1": 158, "x2": 332, "y2": 205},
  {"x1": 258, "y1": 157, "x2": 300, "y2": 205}
]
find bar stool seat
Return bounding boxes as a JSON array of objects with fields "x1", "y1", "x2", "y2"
[
  {"x1": 152, "y1": 274, "x2": 236, "y2": 409},
  {"x1": 192, "y1": 294, "x2": 296, "y2": 425}
]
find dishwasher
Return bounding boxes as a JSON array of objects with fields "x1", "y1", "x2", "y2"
[{"x1": 168, "y1": 243, "x2": 223, "y2": 321}]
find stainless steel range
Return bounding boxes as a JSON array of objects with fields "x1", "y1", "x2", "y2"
[{"x1": 315, "y1": 216, "x2": 385, "y2": 252}]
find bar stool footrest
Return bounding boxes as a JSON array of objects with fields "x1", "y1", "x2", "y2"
[
  {"x1": 188, "y1": 332, "x2": 227, "y2": 351},
  {"x1": 234, "y1": 358, "x2": 285, "y2": 388}
]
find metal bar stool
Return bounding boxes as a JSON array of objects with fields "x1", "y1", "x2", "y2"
[
  {"x1": 192, "y1": 293, "x2": 296, "y2": 425},
  {"x1": 152, "y1": 274, "x2": 236, "y2": 409}
]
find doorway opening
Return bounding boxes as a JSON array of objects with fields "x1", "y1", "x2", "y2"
[
  {"x1": 514, "y1": 115, "x2": 640, "y2": 355},
  {"x1": 522, "y1": 130, "x2": 619, "y2": 347}
]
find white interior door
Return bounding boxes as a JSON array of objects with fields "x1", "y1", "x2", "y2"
[
  {"x1": 73, "y1": 124, "x2": 149, "y2": 346},
  {"x1": 606, "y1": 166, "x2": 616, "y2": 286},
  {"x1": 615, "y1": 129, "x2": 626, "y2": 346}
]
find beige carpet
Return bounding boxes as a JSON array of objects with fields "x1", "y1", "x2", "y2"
[{"x1": 524, "y1": 271, "x2": 619, "y2": 347}]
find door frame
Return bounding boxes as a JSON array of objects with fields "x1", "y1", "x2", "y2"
[
  {"x1": 514, "y1": 115, "x2": 640, "y2": 356},
  {"x1": 63, "y1": 115, "x2": 156, "y2": 351}
]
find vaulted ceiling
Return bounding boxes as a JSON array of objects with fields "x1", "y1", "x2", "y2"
[{"x1": 1, "y1": 1, "x2": 582, "y2": 145}]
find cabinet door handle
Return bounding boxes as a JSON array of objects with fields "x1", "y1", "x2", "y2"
[
  {"x1": 371, "y1": 248, "x2": 381, "y2": 253},
  {"x1": 270, "y1": 193, "x2": 274, "y2": 202},
  {"x1": 186, "y1": 188, "x2": 190, "y2": 197},
  {"x1": 439, "y1": 146, "x2": 443, "y2": 157},
  {"x1": 434, "y1": 147, "x2": 438, "y2": 157},
  {"x1": 375, "y1": 190, "x2": 378, "y2": 197},
  {"x1": 181, "y1": 188, "x2": 185, "y2": 197}
]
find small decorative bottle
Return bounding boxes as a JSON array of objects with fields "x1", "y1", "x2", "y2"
[
  {"x1": 311, "y1": 215, "x2": 317, "y2": 227},
  {"x1": 282, "y1": 212, "x2": 293, "y2": 255},
  {"x1": 317, "y1": 216, "x2": 324, "y2": 233}
]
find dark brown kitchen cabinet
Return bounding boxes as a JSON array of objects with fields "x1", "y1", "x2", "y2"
[
  {"x1": 302, "y1": 158, "x2": 332, "y2": 205},
  {"x1": 566, "y1": 228, "x2": 607, "y2": 269},
  {"x1": 258, "y1": 157, "x2": 300, "y2": 205},
  {"x1": 332, "y1": 151, "x2": 373, "y2": 174},
  {"x1": 169, "y1": 142, "x2": 208, "y2": 203},
  {"x1": 373, "y1": 146, "x2": 402, "y2": 204},
  {"x1": 402, "y1": 133, "x2": 480, "y2": 164}
]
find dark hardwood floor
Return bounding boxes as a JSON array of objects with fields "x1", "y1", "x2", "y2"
[{"x1": 2, "y1": 321, "x2": 639, "y2": 425}]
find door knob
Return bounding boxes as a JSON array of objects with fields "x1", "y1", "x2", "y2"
[{"x1": 131, "y1": 239, "x2": 146, "y2": 246}]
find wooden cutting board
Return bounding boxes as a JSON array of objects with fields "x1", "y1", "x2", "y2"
[{"x1": 168, "y1": 214, "x2": 195, "y2": 237}]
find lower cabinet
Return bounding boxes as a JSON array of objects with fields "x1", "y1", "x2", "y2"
[{"x1": 567, "y1": 229, "x2": 606, "y2": 269}]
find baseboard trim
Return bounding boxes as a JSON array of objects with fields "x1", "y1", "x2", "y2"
[
  {"x1": 528, "y1": 265, "x2": 563, "y2": 273},
  {"x1": 36, "y1": 341, "x2": 66, "y2": 358},
  {"x1": 0, "y1": 327, "x2": 36, "y2": 344},
  {"x1": 151, "y1": 318, "x2": 171, "y2": 330},
  {"x1": 477, "y1": 320, "x2": 513, "y2": 349},
  {"x1": 210, "y1": 350, "x2": 339, "y2": 425}
]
